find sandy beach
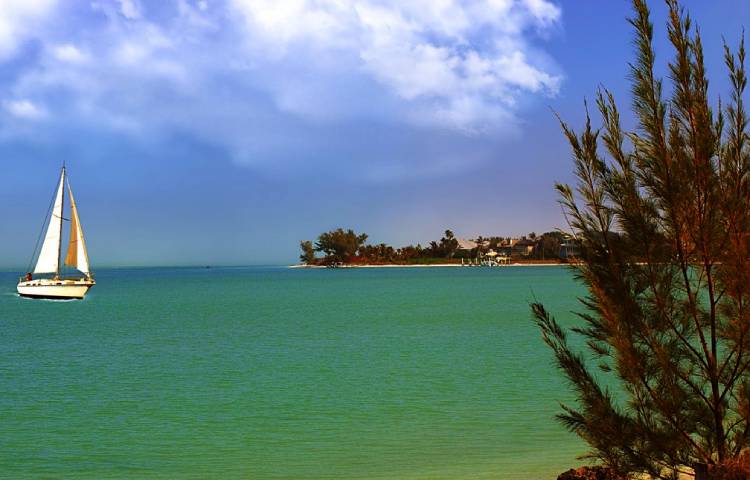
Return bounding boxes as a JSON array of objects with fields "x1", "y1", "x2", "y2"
[{"x1": 288, "y1": 262, "x2": 566, "y2": 268}]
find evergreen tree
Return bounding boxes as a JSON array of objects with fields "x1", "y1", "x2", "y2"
[
  {"x1": 532, "y1": 1, "x2": 750, "y2": 478},
  {"x1": 299, "y1": 240, "x2": 316, "y2": 264}
]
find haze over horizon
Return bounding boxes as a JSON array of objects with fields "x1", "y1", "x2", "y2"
[{"x1": 0, "y1": 0, "x2": 746, "y2": 267}]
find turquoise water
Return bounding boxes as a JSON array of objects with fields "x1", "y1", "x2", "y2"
[{"x1": 1, "y1": 266, "x2": 587, "y2": 479}]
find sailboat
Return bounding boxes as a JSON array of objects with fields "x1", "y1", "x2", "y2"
[{"x1": 17, "y1": 166, "x2": 95, "y2": 299}]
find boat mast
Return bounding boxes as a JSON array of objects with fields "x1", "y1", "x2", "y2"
[{"x1": 57, "y1": 164, "x2": 65, "y2": 279}]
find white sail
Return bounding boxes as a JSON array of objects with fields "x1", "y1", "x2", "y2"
[
  {"x1": 34, "y1": 170, "x2": 65, "y2": 274},
  {"x1": 64, "y1": 184, "x2": 90, "y2": 274}
]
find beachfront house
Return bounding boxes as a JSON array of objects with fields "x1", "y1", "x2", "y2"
[
  {"x1": 453, "y1": 238, "x2": 480, "y2": 260},
  {"x1": 456, "y1": 238, "x2": 479, "y2": 252},
  {"x1": 558, "y1": 235, "x2": 581, "y2": 260},
  {"x1": 511, "y1": 238, "x2": 536, "y2": 257}
]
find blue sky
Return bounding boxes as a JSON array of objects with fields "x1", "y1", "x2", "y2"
[{"x1": 0, "y1": 0, "x2": 747, "y2": 266}]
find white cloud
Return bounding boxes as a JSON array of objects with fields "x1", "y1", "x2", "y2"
[
  {"x1": 231, "y1": 0, "x2": 353, "y2": 57},
  {"x1": 51, "y1": 44, "x2": 88, "y2": 63},
  {"x1": 0, "y1": 0, "x2": 57, "y2": 59},
  {"x1": 116, "y1": 0, "x2": 141, "y2": 19},
  {"x1": 522, "y1": 0, "x2": 561, "y2": 28},
  {"x1": 5, "y1": 99, "x2": 46, "y2": 120},
  {"x1": 230, "y1": 0, "x2": 561, "y2": 131}
]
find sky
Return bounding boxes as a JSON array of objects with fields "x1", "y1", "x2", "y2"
[{"x1": 0, "y1": 0, "x2": 748, "y2": 267}]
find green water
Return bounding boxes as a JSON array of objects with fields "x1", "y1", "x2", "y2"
[{"x1": 1, "y1": 266, "x2": 587, "y2": 479}]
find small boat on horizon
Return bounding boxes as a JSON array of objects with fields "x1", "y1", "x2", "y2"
[{"x1": 17, "y1": 166, "x2": 95, "y2": 300}]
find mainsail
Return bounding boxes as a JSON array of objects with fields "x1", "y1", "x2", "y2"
[
  {"x1": 64, "y1": 184, "x2": 90, "y2": 274},
  {"x1": 33, "y1": 169, "x2": 65, "y2": 274}
]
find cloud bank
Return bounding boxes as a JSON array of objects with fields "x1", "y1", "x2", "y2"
[
  {"x1": 230, "y1": 0, "x2": 561, "y2": 130},
  {"x1": 0, "y1": 0, "x2": 562, "y2": 180}
]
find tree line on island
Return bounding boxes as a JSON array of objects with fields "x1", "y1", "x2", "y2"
[{"x1": 299, "y1": 228, "x2": 574, "y2": 266}]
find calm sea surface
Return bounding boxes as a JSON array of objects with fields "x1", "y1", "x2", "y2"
[{"x1": 1, "y1": 266, "x2": 588, "y2": 479}]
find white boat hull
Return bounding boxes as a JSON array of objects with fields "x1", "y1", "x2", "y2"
[{"x1": 17, "y1": 278, "x2": 95, "y2": 299}]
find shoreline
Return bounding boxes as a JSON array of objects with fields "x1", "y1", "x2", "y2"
[{"x1": 288, "y1": 262, "x2": 567, "y2": 269}]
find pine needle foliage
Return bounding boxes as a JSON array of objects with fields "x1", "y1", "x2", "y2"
[{"x1": 532, "y1": 1, "x2": 750, "y2": 478}]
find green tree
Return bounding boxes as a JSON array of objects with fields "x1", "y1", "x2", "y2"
[
  {"x1": 315, "y1": 228, "x2": 368, "y2": 264},
  {"x1": 532, "y1": 1, "x2": 750, "y2": 478},
  {"x1": 474, "y1": 235, "x2": 486, "y2": 257},
  {"x1": 535, "y1": 231, "x2": 565, "y2": 260},
  {"x1": 299, "y1": 240, "x2": 316, "y2": 264},
  {"x1": 441, "y1": 229, "x2": 459, "y2": 258},
  {"x1": 428, "y1": 240, "x2": 442, "y2": 257}
]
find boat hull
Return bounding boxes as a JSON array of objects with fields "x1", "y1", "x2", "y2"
[{"x1": 17, "y1": 279, "x2": 94, "y2": 300}]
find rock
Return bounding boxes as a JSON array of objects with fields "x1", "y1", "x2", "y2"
[{"x1": 557, "y1": 466, "x2": 624, "y2": 480}]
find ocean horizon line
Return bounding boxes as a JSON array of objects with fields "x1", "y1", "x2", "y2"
[{"x1": 0, "y1": 263, "x2": 293, "y2": 273}]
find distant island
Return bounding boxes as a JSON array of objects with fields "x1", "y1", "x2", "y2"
[{"x1": 297, "y1": 228, "x2": 580, "y2": 267}]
